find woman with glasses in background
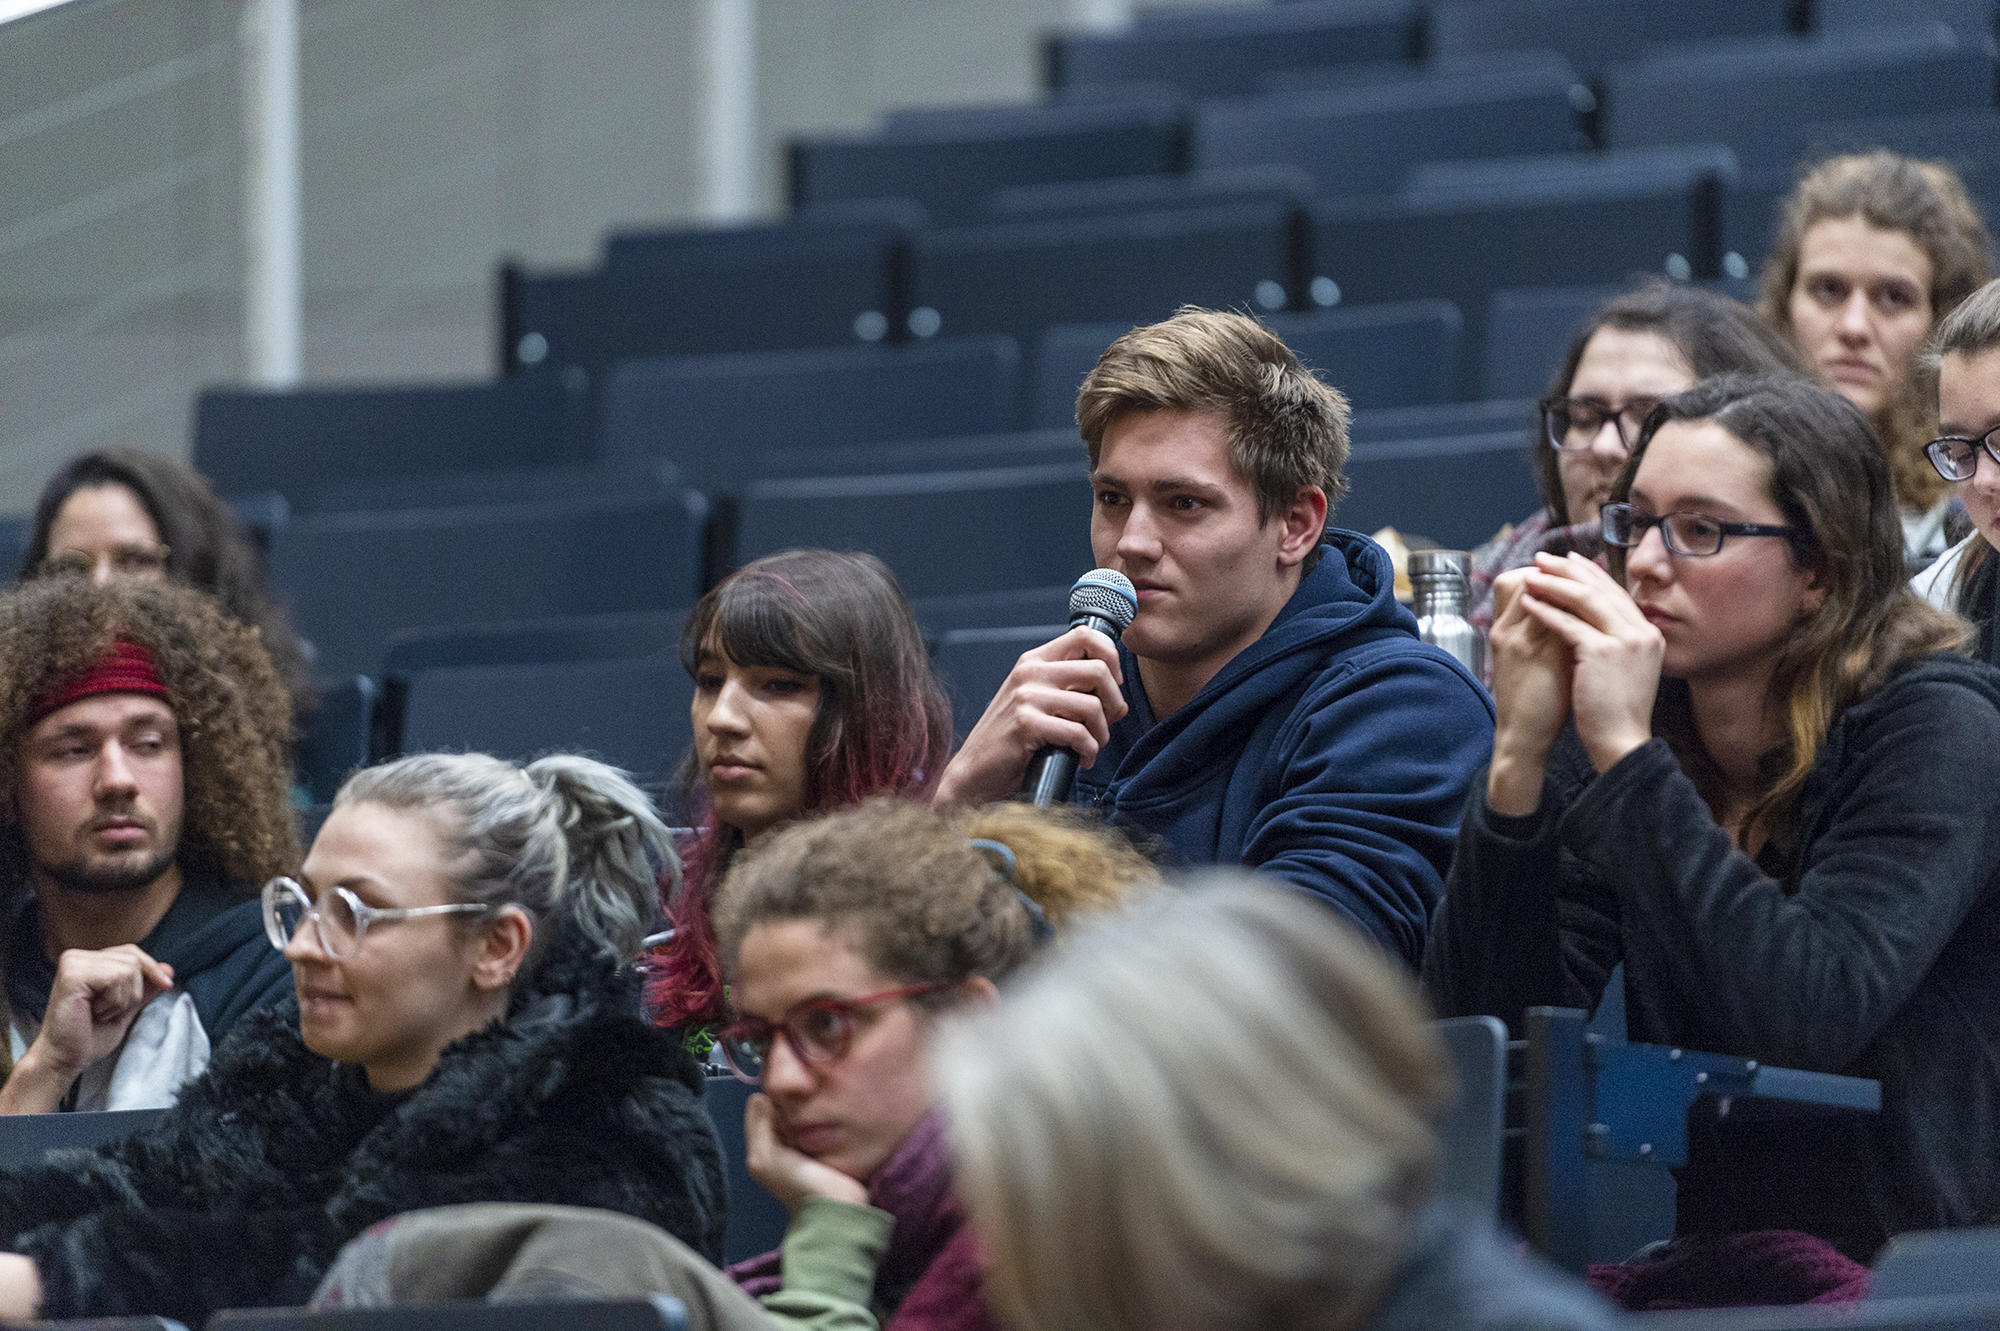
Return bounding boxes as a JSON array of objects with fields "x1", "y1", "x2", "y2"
[
  {"x1": 711, "y1": 797, "x2": 1152, "y2": 1331},
  {"x1": 21, "y1": 450, "x2": 314, "y2": 712},
  {"x1": 1428, "y1": 372, "x2": 2000, "y2": 1272},
  {"x1": 1468, "y1": 283, "x2": 1806, "y2": 649},
  {"x1": 0, "y1": 751, "x2": 724, "y2": 1326},
  {"x1": 1912, "y1": 278, "x2": 2000, "y2": 660}
]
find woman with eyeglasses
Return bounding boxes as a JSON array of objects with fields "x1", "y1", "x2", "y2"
[
  {"x1": 708, "y1": 797, "x2": 1152, "y2": 1331},
  {"x1": 647, "y1": 550, "x2": 953, "y2": 1058},
  {"x1": 21, "y1": 450, "x2": 313, "y2": 712},
  {"x1": 1468, "y1": 283, "x2": 1807, "y2": 648},
  {"x1": 1912, "y1": 278, "x2": 2000, "y2": 661},
  {"x1": 1428, "y1": 372, "x2": 2000, "y2": 1264},
  {"x1": 0, "y1": 751, "x2": 724, "y2": 1325}
]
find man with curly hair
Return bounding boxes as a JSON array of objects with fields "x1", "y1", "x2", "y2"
[{"x1": 0, "y1": 577, "x2": 299, "y2": 1113}]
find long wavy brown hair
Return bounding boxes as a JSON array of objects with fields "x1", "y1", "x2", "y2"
[
  {"x1": 1757, "y1": 151, "x2": 1995, "y2": 513},
  {"x1": 1608, "y1": 374, "x2": 1968, "y2": 851},
  {"x1": 0, "y1": 577, "x2": 299, "y2": 892}
]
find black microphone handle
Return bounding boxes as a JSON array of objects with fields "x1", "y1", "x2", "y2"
[{"x1": 1019, "y1": 610, "x2": 1125, "y2": 807}]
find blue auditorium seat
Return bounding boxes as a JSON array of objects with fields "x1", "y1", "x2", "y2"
[
  {"x1": 989, "y1": 164, "x2": 1314, "y2": 222},
  {"x1": 193, "y1": 376, "x2": 590, "y2": 505},
  {"x1": 1353, "y1": 399, "x2": 1538, "y2": 445},
  {"x1": 1428, "y1": 0, "x2": 1793, "y2": 76},
  {"x1": 1720, "y1": 109, "x2": 2000, "y2": 277},
  {"x1": 733, "y1": 465, "x2": 1089, "y2": 599},
  {"x1": 1031, "y1": 301, "x2": 1464, "y2": 429},
  {"x1": 1435, "y1": 1016, "x2": 1508, "y2": 1216},
  {"x1": 381, "y1": 609, "x2": 688, "y2": 679},
  {"x1": 1601, "y1": 25, "x2": 1995, "y2": 173},
  {"x1": 502, "y1": 209, "x2": 917, "y2": 380},
  {"x1": 788, "y1": 100, "x2": 1183, "y2": 224},
  {"x1": 268, "y1": 493, "x2": 708, "y2": 678},
  {"x1": 1191, "y1": 55, "x2": 1588, "y2": 196},
  {"x1": 1482, "y1": 284, "x2": 1623, "y2": 401},
  {"x1": 908, "y1": 585, "x2": 1074, "y2": 643},
  {"x1": 757, "y1": 428, "x2": 1083, "y2": 480},
  {"x1": 904, "y1": 202, "x2": 1295, "y2": 366},
  {"x1": 597, "y1": 338, "x2": 1020, "y2": 493},
  {"x1": 1309, "y1": 151, "x2": 1726, "y2": 397},
  {"x1": 932, "y1": 624, "x2": 1067, "y2": 740},
  {"x1": 297, "y1": 676, "x2": 379, "y2": 805},
  {"x1": 1337, "y1": 430, "x2": 1541, "y2": 548},
  {"x1": 1046, "y1": 0, "x2": 1420, "y2": 97},
  {"x1": 208, "y1": 1301, "x2": 689, "y2": 1331},
  {"x1": 394, "y1": 653, "x2": 691, "y2": 788},
  {"x1": 1815, "y1": 0, "x2": 1993, "y2": 43}
]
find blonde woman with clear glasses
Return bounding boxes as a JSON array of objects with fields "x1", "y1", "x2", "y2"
[{"x1": 0, "y1": 752, "x2": 724, "y2": 1326}]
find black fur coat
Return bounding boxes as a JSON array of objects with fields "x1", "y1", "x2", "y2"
[{"x1": 0, "y1": 921, "x2": 726, "y2": 1323}]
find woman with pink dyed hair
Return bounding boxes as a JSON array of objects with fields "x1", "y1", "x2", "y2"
[{"x1": 647, "y1": 550, "x2": 953, "y2": 1053}]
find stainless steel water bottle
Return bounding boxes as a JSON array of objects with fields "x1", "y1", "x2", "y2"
[{"x1": 1410, "y1": 549, "x2": 1486, "y2": 680}]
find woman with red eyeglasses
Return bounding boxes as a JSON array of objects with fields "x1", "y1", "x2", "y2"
[{"x1": 710, "y1": 797, "x2": 1155, "y2": 1331}]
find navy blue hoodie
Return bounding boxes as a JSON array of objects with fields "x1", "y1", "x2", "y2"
[{"x1": 1073, "y1": 530, "x2": 1495, "y2": 963}]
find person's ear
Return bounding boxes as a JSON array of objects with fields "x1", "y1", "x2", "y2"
[
  {"x1": 959, "y1": 975, "x2": 1001, "y2": 1010},
  {"x1": 1799, "y1": 556, "x2": 1832, "y2": 617},
  {"x1": 1274, "y1": 486, "x2": 1329, "y2": 568},
  {"x1": 472, "y1": 905, "x2": 534, "y2": 991}
]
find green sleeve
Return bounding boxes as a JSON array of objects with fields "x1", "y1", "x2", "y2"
[{"x1": 756, "y1": 1195, "x2": 896, "y2": 1331}]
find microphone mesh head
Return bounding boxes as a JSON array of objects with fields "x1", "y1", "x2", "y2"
[{"x1": 1069, "y1": 568, "x2": 1138, "y2": 632}]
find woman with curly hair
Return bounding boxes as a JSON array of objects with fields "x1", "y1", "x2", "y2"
[
  {"x1": 0, "y1": 576, "x2": 300, "y2": 1114},
  {"x1": 0, "y1": 750, "x2": 724, "y2": 1325},
  {"x1": 646, "y1": 550, "x2": 953, "y2": 1051},
  {"x1": 1757, "y1": 151, "x2": 1995, "y2": 569},
  {"x1": 21, "y1": 449, "x2": 313, "y2": 711}
]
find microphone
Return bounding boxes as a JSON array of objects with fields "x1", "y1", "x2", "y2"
[{"x1": 1021, "y1": 568, "x2": 1139, "y2": 807}]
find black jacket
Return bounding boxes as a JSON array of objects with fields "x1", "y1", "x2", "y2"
[
  {"x1": 1425, "y1": 655, "x2": 2000, "y2": 1254},
  {"x1": 0, "y1": 919, "x2": 727, "y2": 1322}
]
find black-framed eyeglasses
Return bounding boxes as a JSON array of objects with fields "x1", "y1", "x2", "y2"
[
  {"x1": 717, "y1": 981, "x2": 953, "y2": 1085},
  {"x1": 1540, "y1": 396, "x2": 1662, "y2": 453},
  {"x1": 1925, "y1": 426, "x2": 2000, "y2": 483},
  {"x1": 261, "y1": 875, "x2": 494, "y2": 961},
  {"x1": 1599, "y1": 502, "x2": 1799, "y2": 557}
]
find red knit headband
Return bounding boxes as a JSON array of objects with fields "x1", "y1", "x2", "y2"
[{"x1": 30, "y1": 639, "x2": 170, "y2": 724}]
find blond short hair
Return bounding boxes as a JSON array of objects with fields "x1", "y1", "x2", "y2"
[
  {"x1": 935, "y1": 876, "x2": 1449, "y2": 1331},
  {"x1": 1076, "y1": 307, "x2": 1352, "y2": 522}
]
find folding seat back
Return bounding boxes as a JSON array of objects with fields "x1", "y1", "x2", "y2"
[
  {"x1": 1337, "y1": 430, "x2": 1542, "y2": 549},
  {"x1": 268, "y1": 494, "x2": 708, "y2": 678},
  {"x1": 1031, "y1": 301, "x2": 1463, "y2": 429},
  {"x1": 597, "y1": 338, "x2": 1020, "y2": 494},
  {"x1": 733, "y1": 465, "x2": 1089, "y2": 600},
  {"x1": 789, "y1": 100, "x2": 1183, "y2": 224},
  {"x1": 503, "y1": 215, "x2": 909, "y2": 382},
  {"x1": 1192, "y1": 58, "x2": 1587, "y2": 196},
  {"x1": 395, "y1": 654, "x2": 691, "y2": 789},
  {"x1": 905, "y1": 203, "x2": 1295, "y2": 366},
  {"x1": 1047, "y1": 0, "x2": 1419, "y2": 97},
  {"x1": 1429, "y1": 0, "x2": 1793, "y2": 77},
  {"x1": 193, "y1": 377, "x2": 589, "y2": 504},
  {"x1": 1602, "y1": 26, "x2": 1994, "y2": 173},
  {"x1": 1482, "y1": 284, "x2": 1623, "y2": 401}
]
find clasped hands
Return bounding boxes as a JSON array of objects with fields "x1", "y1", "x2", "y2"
[{"x1": 1486, "y1": 552, "x2": 1664, "y2": 816}]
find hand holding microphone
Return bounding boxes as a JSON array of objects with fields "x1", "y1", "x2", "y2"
[
  {"x1": 933, "y1": 569, "x2": 1137, "y2": 809},
  {"x1": 1021, "y1": 569, "x2": 1138, "y2": 807}
]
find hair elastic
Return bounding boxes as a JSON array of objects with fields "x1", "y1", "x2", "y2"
[{"x1": 969, "y1": 838, "x2": 1054, "y2": 946}]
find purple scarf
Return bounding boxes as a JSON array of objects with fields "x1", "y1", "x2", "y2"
[
  {"x1": 729, "y1": 1111, "x2": 997, "y2": 1331},
  {"x1": 1588, "y1": 1230, "x2": 1872, "y2": 1311}
]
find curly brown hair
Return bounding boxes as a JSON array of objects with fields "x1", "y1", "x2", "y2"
[
  {"x1": 713, "y1": 798, "x2": 1158, "y2": 993},
  {"x1": 0, "y1": 577, "x2": 300, "y2": 891}
]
